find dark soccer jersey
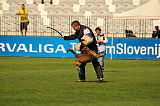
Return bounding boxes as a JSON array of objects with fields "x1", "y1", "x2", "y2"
[{"x1": 64, "y1": 25, "x2": 97, "y2": 50}]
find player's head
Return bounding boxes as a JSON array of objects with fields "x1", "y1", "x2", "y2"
[
  {"x1": 95, "y1": 27, "x2": 101, "y2": 35},
  {"x1": 155, "y1": 26, "x2": 159, "y2": 31},
  {"x1": 71, "y1": 20, "x2": 81, "y2": 31},
  {"x1": 21, "y1": 4, "x2": 25, "y2": 10}
]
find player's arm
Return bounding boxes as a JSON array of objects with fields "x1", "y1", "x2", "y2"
[
  {"x1": 81, "y1": 28, "x2": 93, "y2": 45},
  {"x1": 16, "y1": 9, "x2": 28, "y2": 15},
  {"x1": 16, "y1": 13, "x2": 20, "y2": 15},
  {"x1": 21, "y1": 10, "x2": 28, "y2": 15},
  {"x1": 62, "y1": 33, "x2": 77, "y2": 40},
  {"x1": 16, "y1": 10, "x2": 21, "y2": 15},
  {"x1": 24, "y1": 9, "x2": 28, "y2": 15},
  {"x1": 102, "y1": 34, "x2": 108, "y2": 44}
]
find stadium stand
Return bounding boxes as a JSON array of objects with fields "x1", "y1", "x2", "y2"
[{"x1": 0, "y1": 0, "x2": 158, "y2": 38}]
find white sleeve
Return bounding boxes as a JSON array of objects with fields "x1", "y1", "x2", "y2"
[{"x1": 103, "y1": 35, "x2": 108, "y2": 44}]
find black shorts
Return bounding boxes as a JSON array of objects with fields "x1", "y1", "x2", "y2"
[{"x1": 20, "y1": 22, "x2": 28, "y2": 31}]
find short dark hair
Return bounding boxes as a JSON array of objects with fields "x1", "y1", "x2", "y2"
[
  {"x1": 155, "y1": 26, "x2": 159, "y2": 28},
  {"x1": 21, "y1": 4, "x2": 25, "y2": 6},
  {"x1": 71, "y1": 20, "x2": 81, "y2": 26},
  {"x1": 95, "y1": 27, "x2": 101, "y2": 31}
]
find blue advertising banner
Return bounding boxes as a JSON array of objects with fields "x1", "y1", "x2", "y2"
[
  {"x1": 0, "y1": 36, "x2": 78, "y2": 58},
  {"x1": 105, "y1": 38, "x2": 160, "y2": 60},
  {"x1": 0, "y1": 36, "x2": 160, "y2": 60}
]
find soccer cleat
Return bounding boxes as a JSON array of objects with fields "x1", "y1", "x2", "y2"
[
  {"x1": 78, "y1": 80, "x2": 86, "y2": 82},
  {"x1": 98, "y1": 78, "x2": 103, "y2": 82}
]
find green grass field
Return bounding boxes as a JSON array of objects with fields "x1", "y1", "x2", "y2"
[{"x1": 0, "y1": 57, "x2": 160, "y2": 106}]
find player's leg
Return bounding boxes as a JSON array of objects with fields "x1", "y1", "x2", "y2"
[
  {"x1": 102, "y1": 56, "x2": 105, "y2": 71},
  {"x1": 98, "y1": 56, "x2": 104, "y2": 72},
  {"x1": 24, "y1": 22, "x2": 28, "y2": 36},
  {"x1": 92, "y1": 59, "x2": 103, "y2": 81},
  {"x1": 99, "y1": 53, "x2": 105, "y2": 72},
  {"x1": 99, "y1": 51, "x2": 106, "y2": 72},
  {"x1": 78, "y1": 63, "x2": 86, "y2": 82},
  {"x1": 91, "y1": 48, "x2": 103, "y2": 80},
  {"x1": 20, "y1": 22, "x2": 23, "y2": 36}
]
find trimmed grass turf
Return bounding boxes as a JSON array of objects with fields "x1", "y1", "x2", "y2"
[{"x1": 0, "y1": 57, "x2": 160, "y2": 106}]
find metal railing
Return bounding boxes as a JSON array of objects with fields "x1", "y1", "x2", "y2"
[{"x1": 0, "y1": 14, "x2": 160, "y2": 38}]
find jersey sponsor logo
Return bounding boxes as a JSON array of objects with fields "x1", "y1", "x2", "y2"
[
  {"x1": 83, "y1": 28, "x2": 92, "y2": 36},
  {"x1": 21, "y1": 17, "x2": 28, "y2": 21}
]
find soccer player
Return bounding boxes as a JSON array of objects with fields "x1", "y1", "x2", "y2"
[
  {"x1": 62, "y1": 20, "x2": 103, "y2": 82},
  {"x1": 95, "y1": 27, "x2": 108, "y2": 72},
  {"x1": 16, "y1": 4, "x2": 29, "y2": 36}
]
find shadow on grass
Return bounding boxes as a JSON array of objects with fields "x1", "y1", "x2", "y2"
[
  {"x1": 104, "y1": 71, "x2": 118, "y2": 72},
  {"x1": 87, "y1": 80, "x2": 107, "y2": 83},
  {"x1": 75, "y1": 80, "x2": 108, "y2": 83}
]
